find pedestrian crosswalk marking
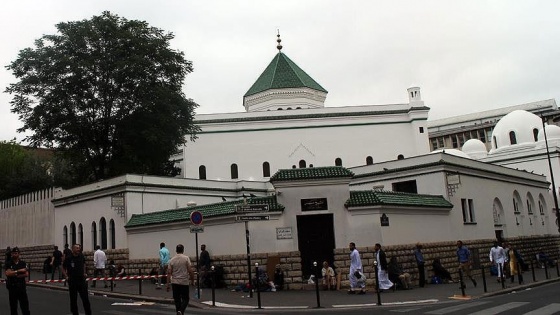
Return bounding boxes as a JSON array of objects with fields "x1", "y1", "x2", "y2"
[
  {"x1": 134, "y1": 308, "x2": 176, "y2": 314},
  {"x1": 523, "y1": 303, "x2": 560, "y2": 315},
  {"x1": 468, "y1": 302, "x2": 529, "y2": 315},
  {"x1": 425, "y1": 301, "x2": 490, "y2": 314}
]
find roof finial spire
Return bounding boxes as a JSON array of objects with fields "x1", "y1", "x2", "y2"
[{"x1": 276, "y1": 29, "x2": 283, "y2": 52}]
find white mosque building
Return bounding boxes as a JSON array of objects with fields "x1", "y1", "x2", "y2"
[
  {"x1": 175, "y1": 36, "x2": 430, "y2": 181},
  {"x1": 1, "y1": 38, "x2": 558, "y2": 281}
]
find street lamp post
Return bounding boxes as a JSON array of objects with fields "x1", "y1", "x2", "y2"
[{"x1": 541, "y1": 117, "x2": 560, "y2": 233}]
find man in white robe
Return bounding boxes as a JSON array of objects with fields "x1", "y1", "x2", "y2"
[
  {"x1": 375, "y1": 243, "x2": 393, "y2": 290},
  {"x1": 348, "y1": 242, "x2": 366, "y2": 294},
  {"x1": 489, "y1": 241, "x2": 507, "y2": 281}
]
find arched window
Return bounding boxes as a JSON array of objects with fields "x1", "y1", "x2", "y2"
[
  {"x1": 397, "y1": 154, "x2": 404, "y2": 160},
  {"x1": 509, "y1": 131, "x2": 517, "y2": 145},
  {"x1": 262, "y1": 162, "x2": 271, "y2": 178},
  {"x1": 533, "y1": 128, "x2": 539, "y2": 142},
  {"x1": 335, "y1": 158, "x2": 342, "y2": 166},
  {"x1": 299, "y1": 160, "x2": 306, "y2": 168},
  {"x1": 109, "y1": 219, "x2": 116, "y2": 249},
  {"x1": 63, "y1": 226, "x2": 68, "y2": 246},
  {"x1": 91, "y1": 222, "x2": 98, "y2": 249},
  {"x1": 78, "y1": 224, "x2": 83, "y2": 248},
  {"x1": 230, "y1": 164, "x2": 239, "y2": 179},
  {"x1": 70, "y1": 222, "x2": 76, "y2": 246},
  {"x1": 493, "y1": 136, "x2": 498, "y2": 149},
  {"x1": 100, "y1": 217, "x2": 107, "y2": 250},
  {"x1": 292, "y1": 165, "x2": 296, "y2": 169},
  {"x1": 198, "y1": 165, "x2": 206, "y2": 180},
  {"x1": 366, "y1": 156, "x2": 373, "y2": 165}
]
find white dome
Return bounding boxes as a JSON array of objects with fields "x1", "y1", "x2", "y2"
[
  {"x1": 462, "y1": 139, "x2": 488, "y2": 159},
  {"x1": 490, "y1": 110, "x2": 541, "y2": 153},
  {"x1": 537, "y1": 124, "x2": 560, "y2": 141},
  {"x1": 536, "y1": 124, "x2": 560, "y2": 149},
  {"x1": 431, "y1": 148, "x2": 471, "y2": 159}
]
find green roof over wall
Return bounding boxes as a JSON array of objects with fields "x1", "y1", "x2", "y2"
[
  {"x1": 271, "y1": 166, "x2": 354, "y2": 182},
  {"x1": 126, "y1": 196, "x2": 284, "y2": 228},
  {"x1": 345, "y1": 190, "x2": 453, "y2": 208},
  {"x1": 244, "y1": 52, "x2": 327, "y2": 97}
]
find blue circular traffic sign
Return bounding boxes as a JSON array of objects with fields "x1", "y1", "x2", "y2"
[{"x1": 190, "y1": 211, "x2": 203, "y2": 225}]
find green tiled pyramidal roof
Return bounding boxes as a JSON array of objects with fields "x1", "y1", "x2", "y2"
[
  {"x1": 345, "y1": 190, "x2": 453, "y2": 208},
  {"x1": 271, "y1": 166, "x2": 354, "y2": 182},
  {"x1": 126, "y1": 196, "x2": 284, "y2": 228},
  {"x1": 244, "y1": 52, "x2": 327, "y2": 97}
]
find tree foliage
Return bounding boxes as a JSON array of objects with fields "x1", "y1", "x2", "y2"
[
  {"x1": 5, "y1": 11, "x2": 198, "y2": 184},
  {"x1": 0, "y1": 140, "x2": 53, "y2": 199}
]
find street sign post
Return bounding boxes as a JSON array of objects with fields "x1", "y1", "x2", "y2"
[
  {"x1": 236, "y1": 215, "x2": 270, "y2": 221},
  {"x1": 190, "y1": 210, "x2": 204, "y2": 299},
  {"x1": 235, "y1": 204, "x2": 269, "y2": 213},
  {"x1": 190, "y1": 226, "x2": 204, "y2": 233}
]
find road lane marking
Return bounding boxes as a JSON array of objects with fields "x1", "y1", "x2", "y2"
[
  {"x1": 524, "y1": 303, "x2": 560, "y2": 315},
  {"x1": 425, "y1": 301, "x2": 490, "y2": 314},
  {"x1": 468, "y1": 302, "x2": 529, "y2": 315}
]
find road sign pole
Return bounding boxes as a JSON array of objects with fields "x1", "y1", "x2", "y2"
[
  {"x1": 196, "y1": 232, "x2": 200, "y2": 299},
  {"x1": 245, "y1": 221, "x2": 253, "y2": 298}
]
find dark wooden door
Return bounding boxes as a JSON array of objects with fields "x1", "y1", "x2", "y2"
[{"x1": 297, "y1": 214, "x2": 336, "y2": 279}]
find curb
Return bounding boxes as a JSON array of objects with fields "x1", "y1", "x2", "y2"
[
  {"x1": 26, "y1": 282, "x2": 208, "y2": 309},
  {"x1": 26, "y1": 276, "x2": 560, "y2": 310}
]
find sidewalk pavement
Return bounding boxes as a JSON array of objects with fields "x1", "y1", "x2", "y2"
[{"x1": 18, "y1": 266, "x2": 560, "y2": 310}]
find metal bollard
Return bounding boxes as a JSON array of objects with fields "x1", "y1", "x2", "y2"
[
  {"x1": 499, "y1": 264, "x2": 505, "y2": 289},
  {"x1": 138, "y1": 269, "x2": 142, "y2": 295},
  {"x1": 110, "y1": 276, "x2": 114, "y2": 292},
  {"x1": 544, "y1": 261, "x2": 549, "y2": 279},
  {"x1": 255, "y1": 263, "x2": 262, "y2": 309},
  {"x1": 530, "y1": 260, "x2": 536, "y2": 282},
  {"x1": 313, "y1": 262, "x2": 321, "y2": 308},
  {"x1": 374, "y1": 260, "x2": 381, "y2": 306},
  {"x1": 458, "y1": 268, "x2": 466, "y2": 297},
  {"x1": 211, "y1": 266, "x2": 216, "y2": 307},
  {"x1": 517, "y1": 262, "x2": 523, "y2": 284},
  {"x1": 480, "y1": 265, "x2": 487, "y2": 293}
]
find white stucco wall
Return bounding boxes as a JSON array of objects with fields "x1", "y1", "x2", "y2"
[{"x1": 183, "y1": 105, "x2": 429, "y2": 181}]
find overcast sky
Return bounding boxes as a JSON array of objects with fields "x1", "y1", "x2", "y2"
[{"x1": 1, "y1": 0, "x2": 559, "y2": 142}]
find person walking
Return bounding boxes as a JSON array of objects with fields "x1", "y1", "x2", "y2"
[
  {"x1": 51, "y1": 245, "x2": 63, "y2": 281},
  {"x1": 157, "y1": 242, "x2": 170, "y2": 288},
  {"x1": 489, "y1": 241, "x2": 506, "y2": 282},
  {"x1": 4, "y1": 247, "x2": 30, "y2": 315},
  {"x1": 92, "y1": 245, "x2": 108, "y2": 288},
  {"x1": 62, "y1": 244, "x2": 92, "y2": 315},
  {"x1": 414, "y1": 243, "x2": 426, "y2": 287},
  {"x1": 507, "y1": 243, "x2": 524, "y2": 284},
  {"x1": 167, "y1": 244, "x2": 195, "y2": 315},
  {"x1": 374, "y1": 243, "x2": 393, "y2": 291},
  {"x1": 456, "y1": 240, "x2": 477, "y2": 287},
  {"x1": 348, "y1": 242, "x2": 366, "y2": 294}
]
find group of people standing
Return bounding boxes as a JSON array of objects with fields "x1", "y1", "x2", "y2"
[
  {"x1": 346, "y1": 240, "x2": 522, "y2": 294},
  {"x1": 488, "y1": 241, "x2": 525, "y2": 284}
]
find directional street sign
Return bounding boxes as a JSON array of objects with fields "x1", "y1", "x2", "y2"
[
  {"x1": 236, "y1": 215, "x2": 270, "y2": 221},
  {"x1": 235, "y1": 204, "x2": 269, "y2": 213},
  {"x1": 190, "y1": 225, "x2": 204, "y2": 233}
]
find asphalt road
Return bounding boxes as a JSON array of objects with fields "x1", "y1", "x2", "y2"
[{"x1": 1, "y1": 282, "x2": 560, "y2": 314}]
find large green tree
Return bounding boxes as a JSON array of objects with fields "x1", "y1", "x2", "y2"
[
  {"x1": 5, "y1": 11, "x2": 198, "y2": 183},
  {"x1": 0, "y1": 140, "x2": 53, "y2": 199}
]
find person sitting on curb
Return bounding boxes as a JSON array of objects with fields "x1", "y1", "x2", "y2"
[
  {"x1": 432, "y1": 258, "x2": 453, "y2": 283},
  {"x1": 388, "y1": 256, "x2": 412, "y2": 290}
]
